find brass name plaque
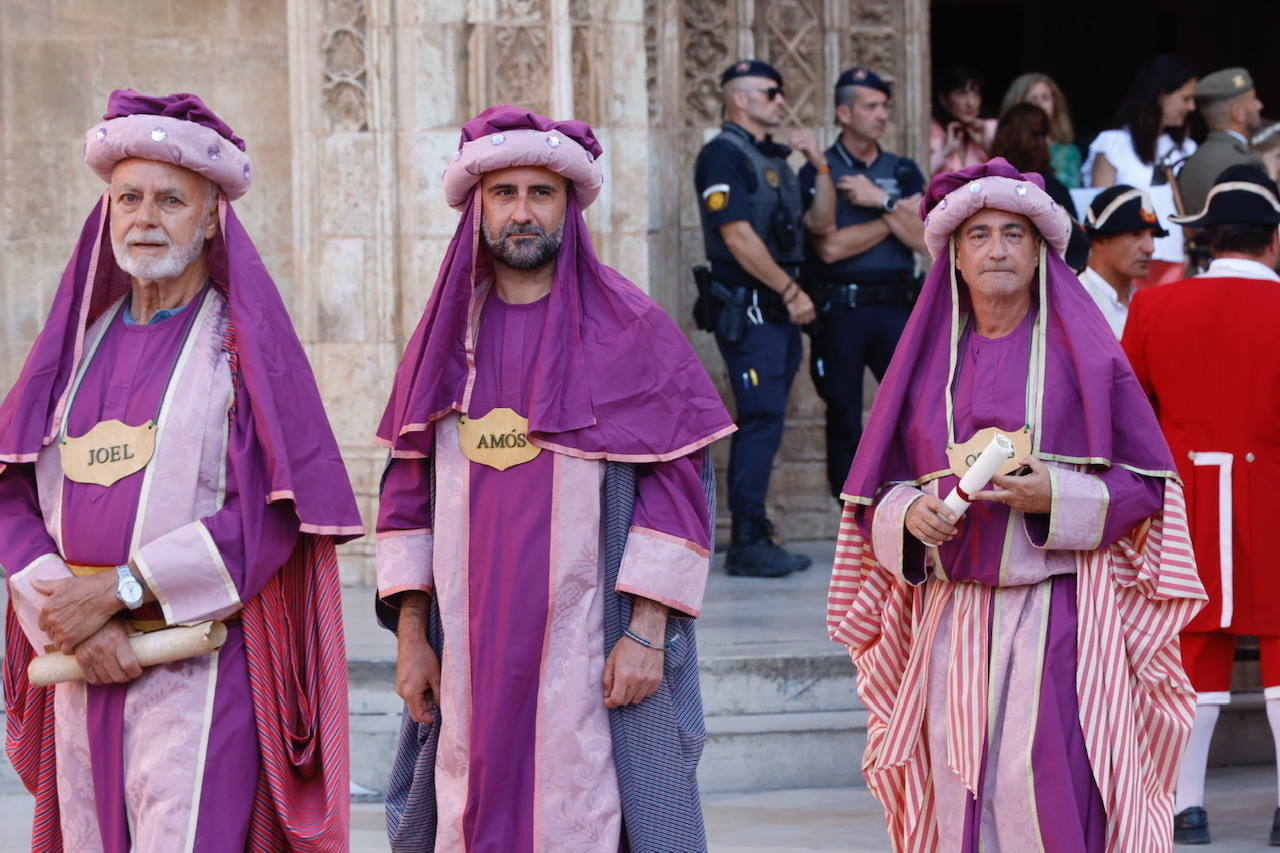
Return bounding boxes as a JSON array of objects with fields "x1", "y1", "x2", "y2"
[
  {"x1": 947, "y1": 425, "x2": 1032, "y2": 479},
  {"x1": 457, "y1": 408, "x2": 541, "y2": 471},
  {"x1": 60, "y1": 419, "x2": 157, "y2": 487}
]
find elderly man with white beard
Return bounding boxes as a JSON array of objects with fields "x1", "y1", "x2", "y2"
[{"x1": 0, "y1": 90, "x2": 361, "y2": 852}]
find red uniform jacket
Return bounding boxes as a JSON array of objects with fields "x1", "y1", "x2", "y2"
[{"x1": 1123, "y1": 271, "x2": 1280, "y2": 634}]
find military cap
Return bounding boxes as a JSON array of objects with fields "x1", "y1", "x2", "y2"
[
  {"x1": 1196, "y1": 67, "x2": 1254, "y2": 101},
  {"x1": 1085, "y1": 185, "x2": 1169, "y2": 237},
  {"x1": 1170, "y1": 164, "x2": 1280, "y2": 227},
  {"x1": 720, "y1": 59, "x2": 783, "y2": 88},
  {"x1": 836, "y1": 67, "x2": 891, "y2": 98}
]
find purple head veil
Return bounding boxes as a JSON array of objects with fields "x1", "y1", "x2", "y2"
[
  {"x1": 841, "y1": 159, "x2": 1176, "y2": 504},
  {"x1": 377, "y1": 107, "x2": 734, "y2": 461},
  {"x1": 0, "y1": 91, "x2": 362, "y2": 537}
]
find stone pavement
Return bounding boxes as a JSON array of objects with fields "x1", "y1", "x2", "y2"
[{"x1": 2, "y1": 763, "x2": 1279, "y2": 850}]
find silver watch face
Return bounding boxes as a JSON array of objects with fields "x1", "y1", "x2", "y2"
[{"x1": 118, "y1": 576, "x2": 143, "y2": 608}]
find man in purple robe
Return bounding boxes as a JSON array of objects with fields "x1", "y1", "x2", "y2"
[
  {"x1": 0, "y1": 91, "x2": 362, "y2": 852},
  {"x1": 826, "y1": 159, "x2": 1206, "y2": 851},
  {"x1": 374, "y1": 107, "x2": 734, "y2": 851}
]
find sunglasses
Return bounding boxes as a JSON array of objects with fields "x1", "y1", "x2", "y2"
[{"x1": 751, "y1": 87, "x2": 784, "y2": 101}]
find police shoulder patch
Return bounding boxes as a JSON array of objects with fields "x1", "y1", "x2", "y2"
[{"x1": 702, "y1": 182, "x2": 730, "y2": 212}]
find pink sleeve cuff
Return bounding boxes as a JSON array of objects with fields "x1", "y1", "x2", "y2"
[
  {"x1": 133, "y1": 521, "x2": 241, "y2": 625},
  {"x1": 871, "y1": 484, "x2": 929, "y2": 586},
  {"x1": 7, "y1": 553, "x2": 73, "y2": 652},
  {"x1": 1026, "y1": 467, "x2": 1109, "y2": 551},
  {"x1": 377, "y1": 528, "x2": 433, "y2": 600},
  {"x1": 616, "y1": 526, "x2": 710, "y2": 618}
]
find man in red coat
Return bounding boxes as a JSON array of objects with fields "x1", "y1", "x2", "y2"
[{"x1": 1123, "y1": 164, "x2": 1280, "y2": 845}]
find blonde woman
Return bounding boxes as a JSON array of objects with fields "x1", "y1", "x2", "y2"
[{"x1": 1001, "y1": 72, "x2": 1082, "y2": 187}]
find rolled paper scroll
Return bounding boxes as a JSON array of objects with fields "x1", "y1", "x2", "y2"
[
  {"x1": 943, "y1": 433, "x2": 1017, "y2": 517},
  {"x1": 28, "y1": 621, "x2": 228, "y2": 687}
]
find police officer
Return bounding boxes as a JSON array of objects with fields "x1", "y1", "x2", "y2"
[
  {"x1": 694, "y1": 59, "x2": 826, "y2": 577},
  {"x1": 799, "y1": 67, "x2": 927, "y2": 500}
]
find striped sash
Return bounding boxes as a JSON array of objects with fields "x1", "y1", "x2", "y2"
[{"x1": 827, "y1": 478, "x2": 1205, "y2": 851}]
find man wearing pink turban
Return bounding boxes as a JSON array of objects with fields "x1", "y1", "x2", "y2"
[
  {"x1": 374, "y1": 106, "x2": 734, "y2": 851},
  {"x1": 0, "y1": 91, "x2": 361, "y2": 851},
  {"x1": 826, "y1": 158, "x2": 1206, "y2": 851}
]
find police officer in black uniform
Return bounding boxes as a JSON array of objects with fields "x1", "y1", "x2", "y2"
[
  {"x1": 799, "y1": 67, "x2": 927, "y2": 500},
  {"x1": 693, "y1": 60, "x2": 828, "y2": 577}
]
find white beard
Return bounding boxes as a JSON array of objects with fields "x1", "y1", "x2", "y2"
[{"x1": 112, "y1": 227, "x2": 207, "y2": 281}]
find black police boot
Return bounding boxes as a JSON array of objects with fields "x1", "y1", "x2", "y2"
[
  {"x1": 1269, "y1": 807, "x2": 1280, "y2": 845},
  {"x1": 761, "y1": 517, "x2": 812, "y2": 571},
  {"x1": 1173, "y1": 806, "x2": 1210, "y2": 844},
  {"x1": 725, "y1": 516, "x2": 794, "y2": 578}
]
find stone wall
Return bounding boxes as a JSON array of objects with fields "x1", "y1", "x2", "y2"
[
  {"x1": 0, "y1": 0, "x2": 926, "y2": 583},
  {"x1": 0, "y1": 0, "x2": 294, "y2": 405}
]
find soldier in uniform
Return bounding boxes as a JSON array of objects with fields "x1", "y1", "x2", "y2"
[
  {"x1": 1123, "y1": 165, "x2": 1280, "y2": 845},
  {"x1": 693, "y1": 59, "x2": 825, "y2": 577},
  {"x1": 799, "y1": 67, "x2": 927, "y2": 500},
  {"x1": 1078, "y1": 184, "x2": 1169, "y2": 338},
  {"x1": 1178, "y1": 68, "x2": 1265, "y2": 215}
]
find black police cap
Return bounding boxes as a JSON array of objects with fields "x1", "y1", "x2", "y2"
[
  {"x1": 1170, "y1": 164, "x2": 1280, "y2": 228},
  {"x1": 835, "y1": 67, "x2": 891, "y2": 98},
  {"x1": 1085, "y1": 185, "x2": 1170, "y2": 238},
  {"x1": 720, "y1": 59, "x2": 783, "y2": 88}
]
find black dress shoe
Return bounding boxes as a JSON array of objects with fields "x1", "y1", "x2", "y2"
[
  {"x1": 1269, "y1": 806, "x2": 1280, "y2": 845},
  {"x1": 1174, "y1": 806, "x2": 1210, "y2": 844}
]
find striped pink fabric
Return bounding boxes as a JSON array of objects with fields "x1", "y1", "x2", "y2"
[
  {"x1": 827, "y1": 479, "x2": 1205, "y2": 852},
  {"x1": 3, "y1": 602, "x2": 61, "y2": 852},
  {"x1": 242, "y1": 534, "x2": 351, "y2": 851}
]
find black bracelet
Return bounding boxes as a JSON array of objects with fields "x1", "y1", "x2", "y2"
[{"x1": 622, "y1": 627, "x2": 673, "y2": 652}]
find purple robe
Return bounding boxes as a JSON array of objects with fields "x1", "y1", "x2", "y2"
[
  {"x1": 1, "y1": 292, "x2": 298, "y2": 852},
  {"x1": 859, "y1": 309, "x2": 1162, "y2": 851},
  {"x1": 377, "y1": 288, "x2": 711, "y2": 851}
]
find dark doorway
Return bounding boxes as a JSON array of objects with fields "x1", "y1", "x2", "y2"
[{"x1": 931, "y1": 0, "x2": 1278, "y2": 150}]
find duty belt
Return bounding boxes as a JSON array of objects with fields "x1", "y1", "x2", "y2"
[{"x1": 827, "y1": 281, "x2": 912, "y2": 308}]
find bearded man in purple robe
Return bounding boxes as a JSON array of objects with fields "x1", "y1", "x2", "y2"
[
  {"x1": 0, "y1": 91, "x2": 361, "y2": 852},
  {"x1": 374, "y1": 106, "x2": 734, "y2": 852}
]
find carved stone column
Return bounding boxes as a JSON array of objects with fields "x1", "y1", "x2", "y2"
[{"x1": 288, "y1": 0, "x2": 401, "y2": 582}]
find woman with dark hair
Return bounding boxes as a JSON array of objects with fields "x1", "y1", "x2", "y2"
[
  {"x1": 1084, "y1": 54, "x2": 1198, "y2": 285},
  {"x1": 991, "y1": 103, "x2": 1090, "y2": 270},
  {"x1": 929, "y1": 64, "x2": 997, "y2": 175},
  {"x1": 1085, "y1": 54, "x2": 1198, "y2": 188}
]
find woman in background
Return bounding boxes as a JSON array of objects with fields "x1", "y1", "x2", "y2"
[
  {"x1": 1001, "y1": 72, "x2": 1082, "y2": 187},
  {"x1": 1084, "y1": 54, "x2": 1198, "y2": 286},
  {"x1": 929, "y1": 65, "x2": 997, "y2": 176},
  {"x1": 991, "y1": 103, "x2": 1090, "y2": 271}
]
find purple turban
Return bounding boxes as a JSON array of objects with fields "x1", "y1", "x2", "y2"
[{"x1": 85, "y1": 89, "x2": 253, "y2": 200}]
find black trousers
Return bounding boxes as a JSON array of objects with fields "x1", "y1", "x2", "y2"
[
  {"x1": 809, "y1": 301, "x2": 910, "y2": 498},
  {"x1": 715, "y1": 319, "x2": 802, "y2": 519}
]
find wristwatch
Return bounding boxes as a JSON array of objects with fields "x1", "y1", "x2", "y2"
[
  {"x1": 115, "y1": 564, "x2": 144, "y2": 610},
  {"x1": 880, "y1": 194, "x2": 899, "y2": 213}
]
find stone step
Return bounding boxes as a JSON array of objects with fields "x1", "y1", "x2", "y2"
[
  {"x1": 689, "y1": 652, "x2": 859, "y2": 716},
  {"x1": 1211, "y1": 691, "x2": 1274, "y2": 768},
  {"x1": 700, "y1": 710, "x2": 868, "y2": 794}
]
